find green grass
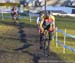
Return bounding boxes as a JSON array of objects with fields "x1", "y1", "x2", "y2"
[
  {"x1": 0, "y1": 3, "x2": 19, "y2": 6},
  {"x1": 55, "y1": 16, "x2": 75, "y2": 29},
  {"x1": 0, "y1": 15, "x2": 75, "y2": 63},
  {"x1": 50, "y1": 16, "x2": 75, "y2": 63}
]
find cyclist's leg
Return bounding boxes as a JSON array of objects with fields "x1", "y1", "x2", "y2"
[
  {"x1": 16, "y1": 14, "x2": 19, "y2": 23},
  {"x1": 49, "y1": 31, "x2": 53, "y2": 41},
  {"x1": 40, "y1": 32, "x2": 44, "y2": 49},
  {"x1": 12, "y1": 14, "x2": 16, "y2": 23},
  {"x1": 48, "y1": 31, "x2": 53, "y2": 53},
  {"x1": 11, "y1": 14, "x2": 16, "y2": 24},
  {"x1": 12, "y1": 14, "x2": 15, "y2": 21},
  {"x1": 16, "y1": 16, "x2": 19, "y2": 23},
  {"x1": 13, "y1": 14, "x2": 19, "y2": 24},
  {"x1": 39, "y1": 27, "x2": 45, "y2": 49}
]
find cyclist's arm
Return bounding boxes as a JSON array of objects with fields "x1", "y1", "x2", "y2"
[
  {"x1": 40, "y1": 18, "x2": 44, "y2": 31},
  {"x1": 50, "y1": 15, "x2": 55, "y2": 28}
]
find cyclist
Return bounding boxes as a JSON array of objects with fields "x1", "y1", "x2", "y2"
[
  {"x1": 11, "y1": 6, "x2": 19, "y2": 24},
  {"x1": 39, "y1": 12, "x2": 55, "y2": 51}
]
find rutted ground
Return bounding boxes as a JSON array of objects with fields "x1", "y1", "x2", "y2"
[{"x1": 0, "y1": 22, "x2": 66, "y2": 63}]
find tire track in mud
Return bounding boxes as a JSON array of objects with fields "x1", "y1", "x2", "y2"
[
  {"x1": 22, "y1": 25, "x2": 66, "y2": 63},
  {"x1": 0, "y1": 22, "x2": 66, "y2": 63}
]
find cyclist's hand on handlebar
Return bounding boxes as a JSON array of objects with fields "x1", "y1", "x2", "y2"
[
  {"x1": 41, "y1": 28, "x2": 44, "y2": 33},
  {"x1": 39, "y1": 27, "x2": 44, "y2": 33}
]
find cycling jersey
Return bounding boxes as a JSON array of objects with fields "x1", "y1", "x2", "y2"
[
  {"x1": 11, "y1": 8, "x2": 18, "y2": 15},
  {"x1": 39, "y1": 15, "x2": 55, "y2": 33},
  {"x1": 43, "y1": 17, "x2": 53, "y2": 26},
  {"x1": 43, "y1": 17, "x2": 53, "y2": 30}
]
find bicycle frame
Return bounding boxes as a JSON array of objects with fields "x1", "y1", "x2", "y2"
[
  {"x1": 43, "y1": 30, "x2": 49, "y2": 49},
  {"x1": 42, "y1": 30, "x2": 50, "y2": 56}
]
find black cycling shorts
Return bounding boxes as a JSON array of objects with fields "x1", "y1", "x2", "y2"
[{"x1": 43, "y1": 24, "x2": 50, "y2": 30}]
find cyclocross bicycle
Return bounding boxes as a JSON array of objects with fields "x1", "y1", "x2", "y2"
[{"x1": 40, "y1": 30, "x2": 50, "y2": 56}]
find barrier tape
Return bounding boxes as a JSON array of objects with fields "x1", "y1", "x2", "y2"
[
  {"x1": 56, "y1": 29, "x2": 75, "y2": 52},
  {"x1": 57, "y1": 41, "x2": 75, "y2": 52},
  {"x1": 56, "y1": 29, "x2": 75, "y2": 38}
]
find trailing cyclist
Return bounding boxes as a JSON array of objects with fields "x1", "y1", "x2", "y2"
[
  {"x1": 39, "y1": 12, "x2": 55, "y2": 52},
  {"x1": 11, "y1": 6, "x2": 19, "y2": 24}
]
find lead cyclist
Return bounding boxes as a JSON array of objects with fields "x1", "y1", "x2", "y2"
[{"x1": 39, "y1": 12, "x2": 55, "y2": 52}]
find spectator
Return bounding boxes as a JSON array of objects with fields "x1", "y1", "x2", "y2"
[
  {"x1": 70, "y1": 0, "x2": 74, "y2": 5},
  {"x1": 34, "y1": 0, "x2": 42, "y2": 7},
  {"x1": 38, "y1": 0, "x2": 42, "y2": 6}
]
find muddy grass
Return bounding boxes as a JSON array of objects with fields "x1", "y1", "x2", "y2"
[{"x1": 0, "y1": 22, "x2": 70, "y2": 63}]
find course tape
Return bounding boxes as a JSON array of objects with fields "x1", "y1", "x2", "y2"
[
  {"x1": 57, "y1": 41, "x2": 75, "y2": 52},
  {"x1": 56, "y1": 29, "x2": 75, "y2": 38}
]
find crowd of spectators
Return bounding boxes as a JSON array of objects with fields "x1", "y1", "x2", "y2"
[
  {"x1": 67, "y1": 0, "x2": 75, "y2": 6},
  {"x1": 20, "y1": 0, "x2": 43, "y2": 7}
]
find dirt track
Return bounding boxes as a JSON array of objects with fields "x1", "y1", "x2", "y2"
[{"x1": 0, "y1": 22, "x2": 66, "y2": 63}]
